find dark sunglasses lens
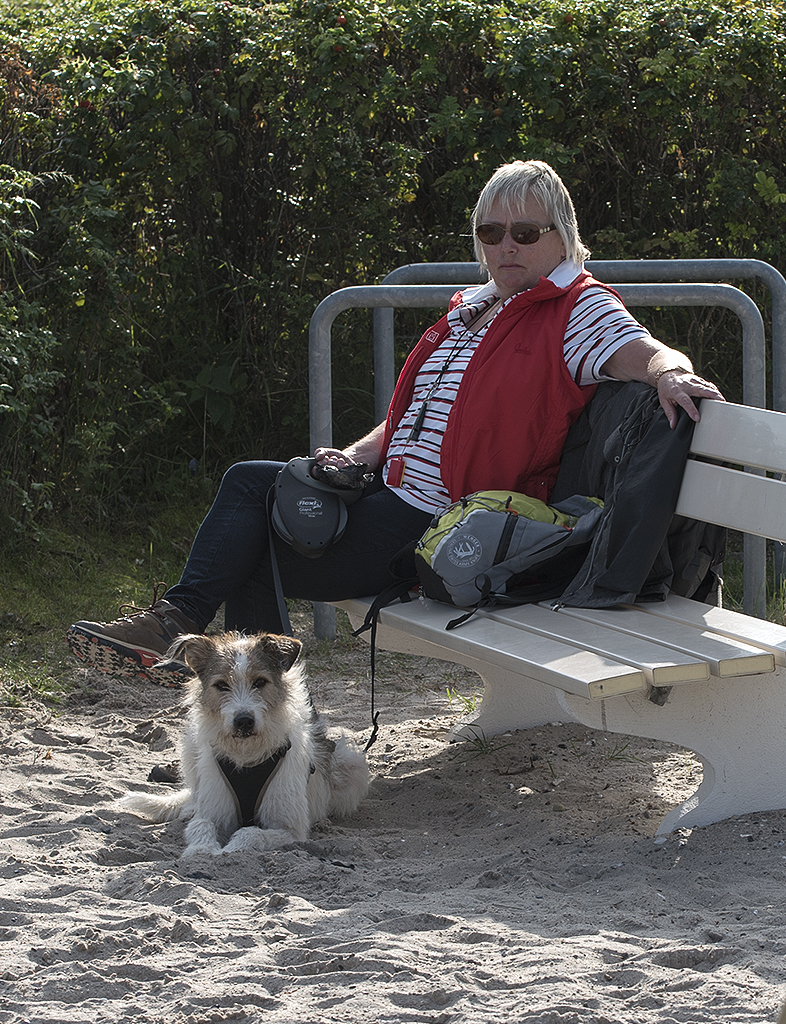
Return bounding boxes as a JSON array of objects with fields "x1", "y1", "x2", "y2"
[
  {"x1": 475, "y1": 224, "x2": 504, "y2": 245},
  {"x1": 476, "y1": 223, "x2": 544, "y2": 245},
  {"x1": 510, "y1": 224, "x2": 541, "y2": 245}
]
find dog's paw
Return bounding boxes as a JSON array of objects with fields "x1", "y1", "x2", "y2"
[
  {"x1": 180, "y1": 840, "x2": 223, "y2": 859},
  {"x1": 221, "y1": 826, "x2": 297, "y2": 854},
  {"x1": 182, "y1": 816, "x2": 224, "y2": 855}
]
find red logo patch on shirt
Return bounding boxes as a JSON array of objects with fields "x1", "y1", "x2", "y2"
[{"x1": 425, "y1": 330, "x2": 440, "y2": 344}]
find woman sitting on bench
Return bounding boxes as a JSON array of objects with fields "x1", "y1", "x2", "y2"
[{"x1": 67, "y1": 159, "x2": 724, "y2": 685}]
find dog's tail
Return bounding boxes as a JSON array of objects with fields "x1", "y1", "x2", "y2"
[
  {"x1": 325, "y1": 735, "x2": 370, "y2": 818},
  {"x1": 115, "y1": 788, "x2": 193, "y2": 823}
]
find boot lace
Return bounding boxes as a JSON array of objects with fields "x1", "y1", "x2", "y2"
[{"x1": 118, "y1": 582, "x2": 170, "y2": 620}]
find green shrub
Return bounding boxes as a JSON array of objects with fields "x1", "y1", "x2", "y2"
[{"x1": 0, "y1": 0, "x2": 783, "y2": 533}]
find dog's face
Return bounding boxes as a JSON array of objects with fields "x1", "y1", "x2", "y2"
[{"x1": 174, "y1": 633, "x2": 303, "y2": 745}]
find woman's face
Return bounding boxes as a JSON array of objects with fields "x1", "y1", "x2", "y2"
[{"x1": 478, "y1": 198, "x2": 567, "y2": 300}]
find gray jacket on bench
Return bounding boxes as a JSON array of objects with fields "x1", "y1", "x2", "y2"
[{"x1": 552, "y1": 381, "x2": 726, "y2": 609}]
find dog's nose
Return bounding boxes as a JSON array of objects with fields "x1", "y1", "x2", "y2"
[{"x1": 233, "y1": 713, "x2": 256, "y2": 736}]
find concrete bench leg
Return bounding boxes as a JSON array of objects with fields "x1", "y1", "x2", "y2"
[{"x1": 446, "y1": 664, "x2": 576, "y2": 741}]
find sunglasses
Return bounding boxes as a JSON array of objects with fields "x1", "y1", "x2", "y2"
[{"x1": 475, "y1": 222, "x2": 556, "y2": 246}]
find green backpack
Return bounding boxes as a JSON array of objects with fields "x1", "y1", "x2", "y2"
[{"x1": 414, "y1": 490, "x2": 604, "y2": 613}]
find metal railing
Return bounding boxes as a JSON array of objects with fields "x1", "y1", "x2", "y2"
[
  {"x1": 372, "y1": 259, "x2": 786, "y2": 415},
  {"x1": 309, "y1": 261, "x2": 782, "y2": 634}
]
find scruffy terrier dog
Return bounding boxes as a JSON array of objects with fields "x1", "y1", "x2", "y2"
[{"x1": 119, "y1": 632, "x2": 369, "y2": 857}]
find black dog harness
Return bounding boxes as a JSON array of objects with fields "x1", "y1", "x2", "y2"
[{"x1": 216, "y1": 742, "x2": 291, "y2": 828}]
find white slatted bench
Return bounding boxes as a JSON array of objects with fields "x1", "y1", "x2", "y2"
[{"x1": 335, "y1": 400, "x2": 786, "y2": 834}]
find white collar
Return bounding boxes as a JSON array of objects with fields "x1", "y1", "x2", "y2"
[{"x1": 549, "y1": 258, "x2": 584, "y2": 289}]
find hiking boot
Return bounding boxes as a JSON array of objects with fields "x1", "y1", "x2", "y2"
[{"x1": 66, "y1": 586, "x2": 200, "y2": 687}]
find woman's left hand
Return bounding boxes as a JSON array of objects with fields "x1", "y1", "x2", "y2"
[
  {"x1": 313, "y1": 447, "x2": 357, "y2": 468},
  {"x1": 657, "y1": 370, "x2": 725, "y2": 429}
]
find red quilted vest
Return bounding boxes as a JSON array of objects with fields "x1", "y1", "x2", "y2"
[{"x1": 380, "y1": 271, "x2": 619, "y2": 503}]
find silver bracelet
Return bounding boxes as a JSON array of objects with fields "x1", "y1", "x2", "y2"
[{"x1": 652, "y1": 365, "x2": 691, "y2": 384}]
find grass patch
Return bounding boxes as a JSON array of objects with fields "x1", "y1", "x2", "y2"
[
  {"x1": 0, "y1": 499, "x2": 207, "y2": 707},
  {"x1": 451, "y1": 727, "x2": 513, "y2": 761},
  {"x1": 719, "y1": 532, "x2": 786, "y2": 624},
  {"x1": 446, "y1": 685, "x2": 481, "y2": 716}
]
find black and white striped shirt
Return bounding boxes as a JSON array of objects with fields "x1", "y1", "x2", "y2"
[{"x1": 383, "y1": 262, "x2": 654, "y2": 512}]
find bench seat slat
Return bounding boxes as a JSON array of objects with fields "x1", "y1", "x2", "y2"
[
  {"x1": 484, "y1": 604, "x2": 708, "y2": 686},
  {"x1": 623, "y1": 594, "x2": 786, "y2": 667},
  {"x1": 542, "y1": 603, "x2": 775, "y2": 677},
  {"x1": 336, "y1": 597, "x2": 645, "y2": 700},
  {"x1": 675, "y1": 460, "x2": 786, "y2": 542}
]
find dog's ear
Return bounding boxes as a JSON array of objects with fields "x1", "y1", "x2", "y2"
[
  {"x1": 163, "y1": 634, "x2": 217, "y2": 677},
  {"x1": 262, "y1": 634, "x2": 302, "y2": 671}
]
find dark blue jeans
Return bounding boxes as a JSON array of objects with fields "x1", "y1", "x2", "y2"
[{"x1": 165, "y1": 461, "x2": 433, "y2": 633}]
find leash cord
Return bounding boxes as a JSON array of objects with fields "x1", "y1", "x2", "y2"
[{"x1": 363, "y1": 612, "x2": 380, "y2": 751}]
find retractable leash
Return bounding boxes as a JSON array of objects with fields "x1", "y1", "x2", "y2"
[
  {"x1": 266, "y1": 457, "x2": 384, "y2": 747},
  {"x1": 266, "y1": 457, "x2": 372, "y2": 637}
]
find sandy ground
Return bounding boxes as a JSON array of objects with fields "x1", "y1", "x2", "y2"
[{"x1": 2, "y1": 605, "x2": 786, "y2": 1024}]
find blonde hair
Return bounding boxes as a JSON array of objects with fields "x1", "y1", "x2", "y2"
[{"x1": 471, "y1": 160, "x2": 591, "y2": 266}]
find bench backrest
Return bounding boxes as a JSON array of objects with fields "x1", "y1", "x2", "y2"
[{"x1": 676, "y1": 401, "x2": 786, "y2": 543}]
